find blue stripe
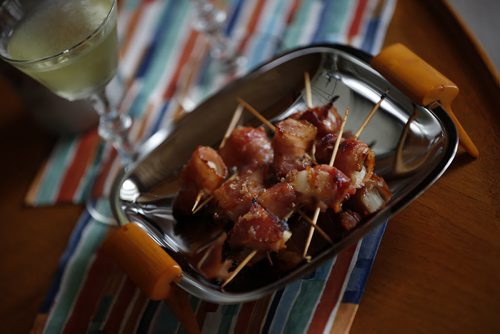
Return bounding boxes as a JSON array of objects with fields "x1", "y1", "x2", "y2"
[
  {"x1": 39, "y1": 212, "x2": 93, "y2": 312},
  {"x1": 151, "y1": 302, "x2": 181, "y2": 333},
  {"x1": 342, "y1": 222, "x2": 387, "y2": 303},
  {"x1": 268, "y1": 280, "x2": 302, "y2": 334},
  {"x1": 137, "y1": 300, "x2": 161, "y2": 333},
  {"x1": 146, "y1": 101, "x2": 170, "y2": 139},
  {"x1": 360, "y1": 19, "x2": 379, "y2": 53},
  {"x1": 225, "y1": 0, "x2": 245, "y2": 36}
]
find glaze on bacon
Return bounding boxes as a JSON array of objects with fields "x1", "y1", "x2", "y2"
[
  {"x1": 316, "y1": 134, "x2": 375, "y2": 188},
  {"x1": 219, "y1": 126, "x2": 273, "y2": 169},
  {"x1": 292, "y1": 101, "x2": 341, "y2": 137},
  {"x1": 228, "y1": 203, "x2": 291, "y2": 252},
  {"x1": 212, "y1": 168, "x2": 264, "y2": 221},
  {"x1": 287, "y1": 165, "x2": 356, "y2": 212},
  {"x1": 257, "y1": 182, "x2": 297, "y2": 219},
  {"x1": 273, "y1": 118, "x2": 317, "y2": 178}
]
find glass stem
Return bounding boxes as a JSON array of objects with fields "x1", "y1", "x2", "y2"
[{"x1": 90, "y1": 89, "x2": 135, "y2": 167}]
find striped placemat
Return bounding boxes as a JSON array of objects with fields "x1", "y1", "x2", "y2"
[{"x1": 30, "y1": 0, "x2": 396, "y2": 332}]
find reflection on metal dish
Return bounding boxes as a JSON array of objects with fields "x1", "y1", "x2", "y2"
[{"x1": 110, "y1": 44, "x2": 458, "y2": 303}]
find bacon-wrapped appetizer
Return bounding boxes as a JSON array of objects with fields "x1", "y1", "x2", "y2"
[
  {"x1": 174, "y1": 146, "x2": 228, "y2": 216},
  {"x1": 348, "y1": 174, "x2": 391, "y2": 216},
  {"x1": 315, "y1": 134, "x2": 375, "y2": 188},
  {"x1": 213, "y1": 168, "x2": 265, "y2": 221},
  {"x1": 196, "y1": 233, "x2": 233, "y2": 281},
  {"x1": 273, "y1": 118, "x2": 317, "y2": 178},
  {"x1": 228, "y1": 203, "x2": 291, "y2": 253},
  {"x1": 292, "y1": 100, "x2": 342, "y2": 137},
  {"x1": 287, "y1": 165, "x2": 356, "y2": 213},
  {"x1": 219, "y1": 126, "x2": 273, "y2": 170},
  {"x1": 257, "y1": 182, "x2": 297, "y2": 219}
]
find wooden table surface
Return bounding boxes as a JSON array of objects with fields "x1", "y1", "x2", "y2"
[{"x1": 0, "y1": 1, "x2": 499, "y2": 333}]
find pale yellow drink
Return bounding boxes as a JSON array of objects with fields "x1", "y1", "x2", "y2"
[{"x1": 6, "y1": 0, "x2": 117, "y2": 100}]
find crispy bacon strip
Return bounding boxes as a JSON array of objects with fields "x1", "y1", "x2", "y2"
[
  {"x1": 213, "y1": 168, "x2": 264, "y2": 221},
  {"x1": 316, "y1": 135, "x2": 374, "y2": 188},
  {"x1": 288, "y1": 165, "x2": 356, "y2": 213},
  {"x1": 219, "y1": 126, "x2": 273, "y2": 170},
  {"x1": 257, "y1": 182, "x2": 296, "y2": 219},
  {"x1": 273, "y1": 118, "x2": 317, "y2": 178},
  {"x1": 228, "y1": 203, "x2": 291, "y2": 253},
  {"x1": 292, "y1": 101, "x2": 342, "y2": 137}
]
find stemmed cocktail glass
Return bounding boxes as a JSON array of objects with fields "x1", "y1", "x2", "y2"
[{"x1": 0, "y1": 0, "x2": 133, "y2": 222}]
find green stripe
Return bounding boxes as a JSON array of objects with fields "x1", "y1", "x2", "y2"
[
  {"x1": 321, "y1": 0, "x2": 352, "y2": 41},
  {"x1": 36, "y1": 137, "x2": 77, "y2": 204},
  {"x1": 282, "y1": 279, "x2": 327, "y2": 334},
  {"x1": 86, "y1": 295, "x2": 113, "y2": 333},
  {"x1": 281, "y1": 261, "x2": 334, "y2": 333},
  {"x1": 217, "y1": 304, "x2": 240, "y2": 334},
  {"x1": 281, "y1": 0, "x2": 315, "y2": 50},
  {"x1": 44, "y1": 220, "x2": 109, "y2": 333},
  {"x1": 73, "y1": 141, "x2": 107, "y2": 202}
]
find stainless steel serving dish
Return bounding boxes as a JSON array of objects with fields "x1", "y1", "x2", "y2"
[{"x1": 110, "y1": 44, "x2": 458, "y2": 303}]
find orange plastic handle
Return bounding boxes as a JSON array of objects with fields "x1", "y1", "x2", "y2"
[
  {"x1": 371, "y1": 43, "x2": 478, "y2": 158},
  {"x1": 102, "y1": 223, "x2": 182, "y2": 300}
]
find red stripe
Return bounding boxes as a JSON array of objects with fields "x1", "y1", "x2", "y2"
[
  {"x1": 286, "y1": 0, "x2": 303, "y2": 25},
  {"x1": 307, "y1": 244, "x2": 358, "y2": 334},
  {"x1": 120, "y1": 2, "x2": 148, "y2": 59},
  {"x1": 102, "y1": 277, "x2": 137, "y2": 333},
  {"x1": 347, "y1": 0, "x2": 369, "y2": 41},
  {"x1": 162, "y1": 30, "x2": 200, "y2": 99},
  {"x1": 236, "y1": 0, "x2": 266, "y2": 55},
  {"x1": 56, "y1": 132, "x2": 99, "y2": 202},
  {"x1": 196, "y1": 302, "x2": 219, "y2": 328},
  {"x1": 234, "y1": 301, "x2": 256, "y2": 333},
  {"x1": 62, "y1": 249, "x2": 117, "y2": 334}
]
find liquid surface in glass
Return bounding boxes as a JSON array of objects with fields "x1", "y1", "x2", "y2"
[{"x1": 7, "y1": 0, "x2": 117, "y2": 100}]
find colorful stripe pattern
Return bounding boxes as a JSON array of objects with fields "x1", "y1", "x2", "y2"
[
  {"x1": 26, "y1": 0, "x2": 395, "y2": 206},
  {"x1": 31, "y1": 0, "x2": 396, "y2": 332}
]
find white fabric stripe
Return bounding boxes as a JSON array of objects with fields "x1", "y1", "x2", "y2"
[
  {"x1": 372, "y1": 0, "x2": 396, "y2": 53},
  {"x1": 120, "y1": 1, "x2": 165, "y2": 82},
  {"x1": 118, "y1": 288, "x2": 141, "y2": 334},
  {"x1": 232, "y1": 0, "x2": 259, "y2": 37},
  {"x1": 323, "y1": 241, "x2": 362, "y2": 334}
]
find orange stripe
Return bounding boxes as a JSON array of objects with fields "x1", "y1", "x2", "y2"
[
  {"x1": 307, "y1": 244, "x2": 357, "y2": 334},
  {"x1": 347, "y1": 0, "x2": 369, "y2": 42},
  {"x1": 62, "y1": 249, "x2": 117, "y2": 334},
  {"x1": 237, "y1": 0, "x2": 266, "y2": 55},
  {"x1": 162, "y1": 29, "x2": 200, "y2": 99},
  {"x1": 119, "y1": 2, "x2": 148, "y2": 59},
  {"x1": 102, "y1": 277, "x2": 138, "y2": 333},
  {"x1": 57, "y1": 131, "x2": 99, "y2": 202},
  {"x1": 286, "y1": 0, "x2": 303, "y2": 24}
]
